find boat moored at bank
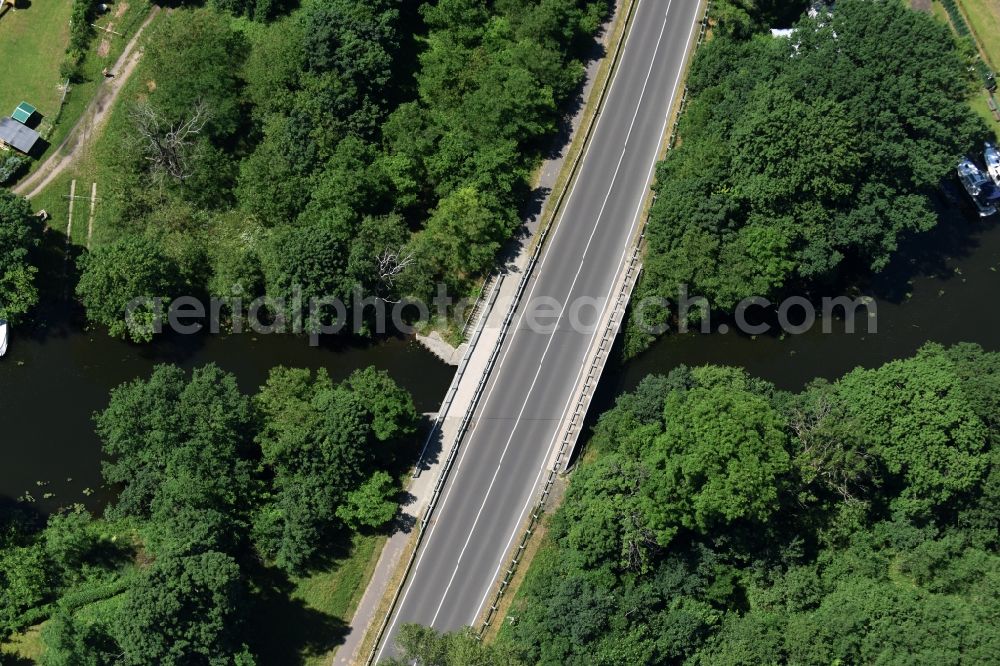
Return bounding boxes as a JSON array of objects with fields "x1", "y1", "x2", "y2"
[{"x1": 957, "y1": 157, "x2": 1000, "y2": 217}]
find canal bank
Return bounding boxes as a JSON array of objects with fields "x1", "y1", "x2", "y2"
[
  {"x1": 596, "y1": 201, "x2": 1000, "y2": 415},
  {"x1": 3, "y1": 200, "x2": 999, "y2": 517},
  {"x1": 0, "y1": 303, "x2": 454, "y2": 514}
]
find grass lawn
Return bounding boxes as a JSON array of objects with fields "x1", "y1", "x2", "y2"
[
  {"x1": 0, "y1": 521, "x2": 139, "y2": 664},
  {"x1": 0, "y1": 529, "x2": 385, "y2": 666},
  {"x1": 969, "y1": 89, "x2": 1000, "y2": 140},
  {"x1": 932, "y1": 1, "x2": 1000, "y2": 140},
  {"x1": 0, "y1": 623, "x2": 44, "y2": 663},
  {"x1": 1, "y1": 0, "x2": 151, "y2": 186},
  {"x1": 958, "y1": 0, "x2": 1000, "y2": 68},
  {"x1": 31, "y1": 162, "x2": 101, "y2": 247},
  {"x1": 39, "y1": 1, "x2": 153, "y2": 155},
  {"x1": 0, "y1": 0, "x2": 73, "y2": 121},
  {"x1": 932, "y1": 0, "x2": 952, "y2": 27},
  {"x1": 30, "y1": 21, "x2": 154, "y2": 248},
  {"x1": 0, "y1": 590, "x2": 133, "y2": 664},
  {"x1": 1, "y1": 534, "x2": 384, "y2": 665},
  {"x1": 251, "y1": 532, "x2": 386, "y2": 666}
]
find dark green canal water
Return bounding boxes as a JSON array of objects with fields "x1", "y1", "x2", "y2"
[
  {"x1": 3, "y1": 201, "x2": 998, "y2": 515},
  {"x1": 596, "y1": 203, "x2": 1000, "y2": 411},
  {"x1": 0, "y1": 310, "x2": 454, "y2": 513}
]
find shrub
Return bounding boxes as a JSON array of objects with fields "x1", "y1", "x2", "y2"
[
  {"x1": 68, "y1": 0, "x2": 97, "y2": 54},
  {"x1": 64, "y1": 0, "x2": 97, "y2": 77},
  {"x1": 0, "y1": 154, "x2": 27, "y2": 185}
]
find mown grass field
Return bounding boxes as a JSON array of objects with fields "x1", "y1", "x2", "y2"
[
  {"x1": 960, "y1": 0, "x2": 1000, "y2": 140},
  {"x1": 0, "y1": 0, "x2": 73, "y2": 120},
  {"x1": 958, "y1": 0, "x2": 1000, "y2": 68},
  {"x1": 933, "y1": 0, "x2": 1000, "y2": 140},
  {"x1": 1, "y1": 532, "x2": 384, "y2": 665},
  {"x1": 969, "y1": 89, "x2": 1000, "y2": 140},
  {"x1": 1, "y1": 0, "x2": 151, "y2": 186},
  {"x1": 0, "y1": 521, "x2": 140, "y2": 664},
  {"x1": 41, "y1": 1, "x2": 153, "y2": 157},
  {"x1": 30, "y1": 5, "x2": 154, "y2": 247},
  {"x1": 0, "y1": 624, "x2": 44, "y2": 662},
  {"x1": 251, "y1": 532, "x2": 386, "y2": 666}
]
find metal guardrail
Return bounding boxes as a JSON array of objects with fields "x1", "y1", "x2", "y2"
[
  {"x1": 367, "y1": 206, "x2": 552, "y2": 663},
  {"x1": 422, "y1": 267, "x2": 525, "y2": 519},
  {"x1": 557, "y1": 241, "x2": 644, "y2": 475},
  {"x1": 525, "y1": 0, "x2": 641, "y2": 257},
  {"x1": 412, "y1": 274, "x2": 505, "y2": 480},
  {"x1": 461, "y1": 271, "x2": 499, "y2": 340},
  {"x1": 476, "y1": 0, "x2": 712, "y2": 638},
  {"x1": 364, "y1": 0, "x2": 644, "y2": 660},
  {"x1": 364, "y1": 271, "x2": 502, "y2": 666},
  {"x1": 560, "y1": 7, "x2": 706, "y2": 476},
  {"x1": 476, "y1": 239, "x2": 644, "y2": 636}
]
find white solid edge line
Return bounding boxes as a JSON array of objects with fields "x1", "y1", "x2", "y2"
[
  {"x1": 374, "y1": 0, "x2": 660, "y2": 659},
  {"x1": 424, "y1": 0, "x2": 675, "y2": 627},
  {"x1": 470, "y1": 0, "x2": 701, "y2": 626}
]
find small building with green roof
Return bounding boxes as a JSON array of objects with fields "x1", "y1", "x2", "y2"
[{"x1": 11, "y1": 101, "x2": 36, "y2": 125}]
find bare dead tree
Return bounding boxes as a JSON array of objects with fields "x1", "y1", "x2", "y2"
[
  {"x1": 605, "y1": 459, "x2": 660, "y2": 573},
  {"x1": 130, "y1": 100, "x2": 211, "y2": 182},
  {"x1": 374, "y1": 247, "x2": 415, "y2": 302},
  {"x1": 790, "y1": 395, "x2": 875, "y2": 504}
]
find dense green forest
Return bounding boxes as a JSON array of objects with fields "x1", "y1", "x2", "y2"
[
  {"x1": 391, "y1": 344, "x2": 1000, "y2": 665},
  {"x1": 77, "y1": 0, "x2": 610, "y2": 340},
  {"x1": 507, "y1": 344, "x2": 1000, "y2": 664},
  {"x1": 8, "y1": 1, "x2": 998, "y2": 664},
  {"x1": 0, "y1": 191, "x2": 42, "y2": 324},
  {"x1": 628, "y1": 0, "x2": 988, "y2": 353},
  {"x1": 5, "y1": 1, "x2": 617, "y2": 661},
  {"x1": 0, "y1": 364, "x2": 417, "y2": 664}
]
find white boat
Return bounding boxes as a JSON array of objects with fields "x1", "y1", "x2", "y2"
[
  {"x1": 957, "y1": 159, "x2": 1000, "y2": 217},
  {"x1": 0, "y1": 320, "x2": 7, "y2": 358},
  {"x1": 985, "y1": 142, "x2": 1000, "y2": 187}
]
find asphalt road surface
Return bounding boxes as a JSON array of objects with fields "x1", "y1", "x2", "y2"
[{"x1": 376, "y1": 0, "x2": 702, "y2": 659}]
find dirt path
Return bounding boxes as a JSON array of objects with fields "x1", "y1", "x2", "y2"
[{"x1": 13, "y1": 6, "x2": 161, "y2": 200}]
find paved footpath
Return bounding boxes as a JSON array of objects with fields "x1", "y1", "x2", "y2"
[{"x1": 331, "y1": 3, "x2": 624, "y2": 663}]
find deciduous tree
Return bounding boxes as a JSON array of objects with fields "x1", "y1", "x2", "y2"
[
  {"x1": 0, "y1": 190, "x2": 40, "y2": 323},
  {"x1": 75, "y1": 235, "x2": 182, "y2": 342},
  {"x1": 117, "y1": 551, "x2": 254, "y2": 665}
]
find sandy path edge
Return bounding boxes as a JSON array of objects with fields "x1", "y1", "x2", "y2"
[{"x1": 13, "y1": 6, "x2": 161, "y2": 200}]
